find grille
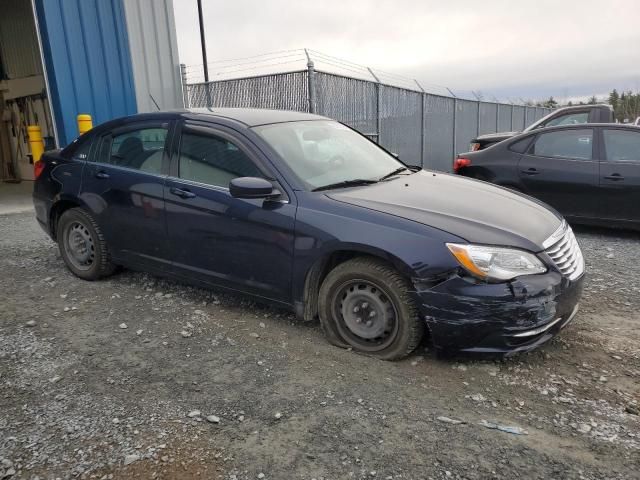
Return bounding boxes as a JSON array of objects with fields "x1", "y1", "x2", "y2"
[{"x1": 543, "y1": 222, "x2": 584, "y2": 280}]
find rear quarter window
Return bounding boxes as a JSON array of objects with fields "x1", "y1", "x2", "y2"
[
  {"x1": 62, "y1": 135, "x2": 93, "y2": 160},
  {"x1": 508, "y1": 136, "x2": 534, "y2": 153}
]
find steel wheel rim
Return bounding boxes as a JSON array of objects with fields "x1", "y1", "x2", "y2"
[
  {"x1": 332, "y1": 279, "x2": 399, "y2": 352},
  {"x1": 63, "y1": 221, "x2": 95, "y2": 271}
]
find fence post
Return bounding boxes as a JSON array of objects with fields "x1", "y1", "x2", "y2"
[
  {"x1": 447, "y1": 88, "x2": 457, "y2": 160},
  {"x1": 496, "y1": 103, "x2": 500, "y2": 132},
  {"x1": 368, "y1": 68, "x2": 382, "y2": 144},
  {"x1": 180, "y1": 63, "x2": 189, "y2": 108},
  {"x1": 304, "y1": 49, "x2": 316, "y2": 114},
  {"x1": 414, "y1": 79, "x2": 425, "y2": 168},
  {"x1": 510, "y1": 104, "x2": 515, "y2": 131}
]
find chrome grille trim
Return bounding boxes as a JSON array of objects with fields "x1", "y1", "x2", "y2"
[{"x1": 543, "y1": 221, "x2": 584, "y2": 281}]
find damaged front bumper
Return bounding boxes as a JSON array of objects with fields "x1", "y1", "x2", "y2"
[{"x1": 415, "y1": 271, "x2": 584, "y2": 355}]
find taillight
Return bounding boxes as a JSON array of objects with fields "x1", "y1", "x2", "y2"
[
  {"x1": 453, "y1": 157, "x2": 471, "y2": 172},
  {"x1": 34, "y1": 160, "x2": 45, "y2": 179}
]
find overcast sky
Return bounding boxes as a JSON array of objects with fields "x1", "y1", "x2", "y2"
[{"x1": 173, "y1": 0, "x2": 640, "y2": 102}]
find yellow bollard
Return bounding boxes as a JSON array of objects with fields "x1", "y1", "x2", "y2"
[
  {"x1": 77, "y1": 114, "x2": 93, "y2": 135},
  {"x1": 27, "y1": 125, "x2": 45, "y2": 163}
]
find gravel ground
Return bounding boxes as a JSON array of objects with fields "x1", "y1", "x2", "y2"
[{"x1": 1, "y1": 212, "x2": 639, "y2": 480}]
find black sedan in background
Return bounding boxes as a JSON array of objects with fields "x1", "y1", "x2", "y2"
[{"x1": 455, "y1": 124, "x2": 640, "y2": 230}]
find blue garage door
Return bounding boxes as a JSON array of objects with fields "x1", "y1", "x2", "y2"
[{"x1": 35, "y1": 0, "x2": 137, "y2": 145}]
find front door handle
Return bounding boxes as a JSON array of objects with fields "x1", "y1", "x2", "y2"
[
  {"x1": 170, "y1": 187, "x2": 196, "y2": 199},
  {"x1": 95, "y1": 171, "x2": 110, "y2": 179},
  {"x1": 521, "y1": 168, "x2": 540, "y2": 175},
  {"x1": 604, "y1": 174, "x2": 624, "y2": 181}
]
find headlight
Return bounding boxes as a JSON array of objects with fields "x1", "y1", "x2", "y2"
[{"x1": 446, "y1": 243, "x2": 547, "y2": 281}]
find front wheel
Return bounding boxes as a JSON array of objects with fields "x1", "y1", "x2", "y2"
[
  {"x1": 318, "y1": 257, "x2": 424, "y2": 360},
  {"x1": 57, "y1": 208, "x2": 116, "y2": 280}
]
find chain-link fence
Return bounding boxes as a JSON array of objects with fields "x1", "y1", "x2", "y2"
[{"x1": 185, "y1": 68, "x2": 551, "y2": 172}]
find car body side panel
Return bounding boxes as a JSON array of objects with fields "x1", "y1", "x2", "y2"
[
  {"x1": 597, "y1": 127, "x2": 640, "y2": 223},
  {"x1": 33, "y1": 152, "x2": 85, "y2": 237},
  {"x1": 517, "y1": 130, "x2": 600, "y2": 219},
  {"x1": 291, "y1": 191, "x2": 465, "y2": 307}
]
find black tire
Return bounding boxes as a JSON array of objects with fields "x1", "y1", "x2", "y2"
[
  {"x1": 318, "y1": 257, "x2": 424, "y2": 360},
  {"x1": 57, "y1": 208, "x2": 116, "y2": 280}
]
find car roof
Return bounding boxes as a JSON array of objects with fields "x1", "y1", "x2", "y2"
[
  {"x1": 184, "y1": 107, "x2": 330, "y2": 127},
  {"x1": 519, "y1": 123, "x2": 640, "y2": 135}
]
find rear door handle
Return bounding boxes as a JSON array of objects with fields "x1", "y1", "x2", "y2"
[
  {"x1": 95, "y1": 171, "x2": 110, "y2": 179},
  {"x1": 170, "y1": 187, "x2": 196, "y2": 199},
  {"x1": 521, "y1": 168, "x2": 540, "y2": 175},
  {"x1": 604, "y1": 174, "x2": 624, "y2": 181}
]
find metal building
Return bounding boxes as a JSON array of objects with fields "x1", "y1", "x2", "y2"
[{"x1": 0, "y1": 0, "x2": 182, "y2": 181}]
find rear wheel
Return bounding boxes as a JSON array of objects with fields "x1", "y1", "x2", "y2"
[
  {"x1": 57, "y1": 208, "x2": 116, "y2": 280},
  {"x1": 318, "y1": 257, "x2": 424, "y2": 360}
]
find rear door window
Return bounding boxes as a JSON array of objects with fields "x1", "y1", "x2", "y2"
[
  {"x1": 603, "y1": 129, "x2": 640, "y2": 163},
  {"x1": 532, "y1": 129, "x2": 593, "y2": 160},
  {"x1": 96, "y1": 125, "x2": 169, "y2": 174}
]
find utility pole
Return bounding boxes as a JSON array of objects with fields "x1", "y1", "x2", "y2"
[{"x1": 197, "y1": 0, "x2": 209, "y2": 82}]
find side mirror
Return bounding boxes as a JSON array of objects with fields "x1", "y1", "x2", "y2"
[{"x1": 229, "y1": 177, "x2": 280, "y2": 199}]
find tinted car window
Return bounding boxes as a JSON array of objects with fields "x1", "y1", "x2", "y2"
[
  {"x1": 603, "y1": 129, "x2": 640, "y2": 163},
  {"x1": 63, "y1": 135, "x2": 93, "y2": 160},
  {"x1": 509, "y1": 136, "x2": 534, "y2": 153},
  {"x1": 533, "y1": 129, "x2": 593, "y2": 160},
  {"x1": 178, "y1": 131, "x2": 262, "y2": 187},
  {"x1": 96, "y1": 126, "x2": 168, "y2": 174},
  {"x1": 544, "y1": 112, "x2": 589, "y2": 127}
]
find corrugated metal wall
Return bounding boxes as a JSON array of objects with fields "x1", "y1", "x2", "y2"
[
  {"x1": 122, "y1": 0, "x2": 182, "y2": 112},
  {"x1": 34, "y1": 0, "x2": 138, "y2": 145},
  {"x1": 0, "y1": 0, "x2": 42, "y2": 79}
]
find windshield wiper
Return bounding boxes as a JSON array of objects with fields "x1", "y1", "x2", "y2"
[
  {"x1": 312, "y1": 179, "x2": 378, "y2": 192},
  {"x1": 379, "y1": 166, "x2": 411, "y2": 181}
]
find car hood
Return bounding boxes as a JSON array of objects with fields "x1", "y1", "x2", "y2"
[
  {"x1": 476, "y1": 131, "x2": 520, "y2": 142},
  {"x1": 327, "y1": 171, "x2": 562, "y2": 252}
]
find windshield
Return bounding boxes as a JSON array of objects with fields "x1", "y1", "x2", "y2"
[{"x1": 254, "y1": 120, "x2": 406, "y2": 190}]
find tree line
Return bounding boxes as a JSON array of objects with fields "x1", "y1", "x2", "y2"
[{"x1": 533, "y1": 90, "x2": 640, "y2": 122}]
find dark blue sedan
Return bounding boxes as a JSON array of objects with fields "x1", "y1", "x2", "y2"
[{"x1": 33, "y1": 108, "x2": 584, "y2": 359}]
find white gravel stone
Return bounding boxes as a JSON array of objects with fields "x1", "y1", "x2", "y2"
[
  {"x1": 119, "y1": 323, "x2": 127, "y2": 329},
  {"x1": 123, "y1": 454, "x2": 140, "y2": 465},
  {"x1": 25, "y1": 320, "x2": 37, "y2": 327},
  {"x1": 187, "y1": 410, "x2": 201, "y2": 418},
  {"x1": 206, "y1": 415, "x2": 220, "y2": 424},
  {"x1": 577, "y1": 423, "x2": 592, "y2": 434},
  {"x1": 437, "y1": 416, "x2": 463, "y2": 425}
]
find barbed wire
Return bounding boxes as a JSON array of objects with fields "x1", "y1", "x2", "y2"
[
  {"x1": 183, "y1": 48, "x2": 529, "y2": 103},
  {"x1": 184, "y1": 48, "x2": 306, "y2": 71}
]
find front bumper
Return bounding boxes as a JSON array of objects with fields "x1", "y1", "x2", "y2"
[{"x1": 415, "y1": 271, "x2": 584, "y2": 355}]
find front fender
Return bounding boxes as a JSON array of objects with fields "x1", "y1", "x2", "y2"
[{"x1": 292, "y1": 192, "x2": 464, "y2": 307}]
